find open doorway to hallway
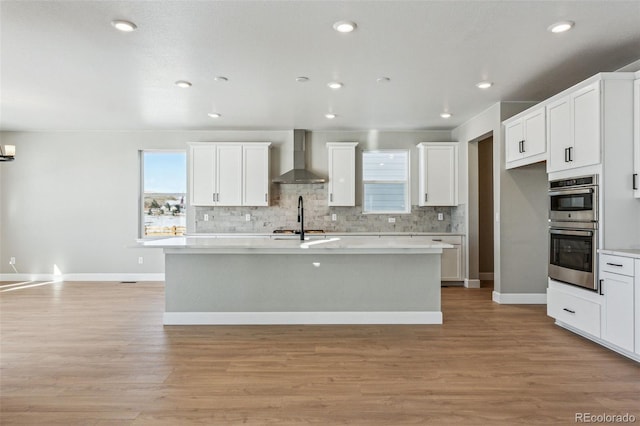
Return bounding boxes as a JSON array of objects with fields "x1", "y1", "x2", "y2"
[{"x1": 477, "y1": 136, "x2": 494, "y2": 289}]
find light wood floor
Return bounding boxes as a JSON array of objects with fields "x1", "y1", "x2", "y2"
[{"x1": 1, "y1": 281, "x2": 639, "y2": 425}]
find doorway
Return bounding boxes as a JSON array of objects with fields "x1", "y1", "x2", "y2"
[{"x1": 477, "y1": 136, "x2": 494, "y2": 289}]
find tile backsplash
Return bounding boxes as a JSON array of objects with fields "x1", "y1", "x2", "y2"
[{"x1": 195, "y1": 184, "x2": 465, "y2": 233}]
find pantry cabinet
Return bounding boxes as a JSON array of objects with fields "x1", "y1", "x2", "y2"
[
  {"x1": 416, "y1": 143, "x2": 458, "y2": 206},
  {"x1": 504, "y1": 106, "x2": 546, "y2": 169},
  {"x1": 547, "y1": 81, "x2": 601, "y2": 173},
  {"x1": 189, "y1": 142, "x2": 271, "y2": 207},
  {"x1": 326, "y1": 143, "x2": 357, "y2": 206}
]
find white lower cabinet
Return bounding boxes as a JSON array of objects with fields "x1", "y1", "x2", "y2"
[
  {"x1": 597, "y1": 254, "x2": 636, "y2": 353},
  {"x1": 549, "y1": 252, "x2": 639, "y2": 362},
  {"x1": 547, "y1": 285, "x2": 601, "y2": 338},
  {"x1": 636, "y1": 259, "x2": 640, "y2": 355},
  {"x1": 428, "y1": 235, "x2": 463, "y2": 281}
]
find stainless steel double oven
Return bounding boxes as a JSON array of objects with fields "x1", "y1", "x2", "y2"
[{"x1": 548, "y1": 175, "x2": 599, "y2": 291}]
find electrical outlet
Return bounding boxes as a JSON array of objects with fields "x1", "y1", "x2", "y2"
[
  {"x1": 204, "y1": 214, "x2": 209, "y2": 221},
  {"x1": 331, "y1": 214, "x2": 337, "y2": 221},
  {"x1": 388, "y1": 217, "x2": 396, "y2": 223},
  {"x1": 138, "y1": 257, "x2": 144, "y2": 265},
  {"x1": 9, "y1": 257, "x2": 16, "y2": 265},
  {"x1": 245, "y1": 214, "x2": 251, "y2": 222},
  {"x1": 437, "y1": 213, "x2": 444, "y2": 221}
]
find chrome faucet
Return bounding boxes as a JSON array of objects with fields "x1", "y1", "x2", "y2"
[{"x1": 297, "y1": 195, "x2": 305, "y2": 241}]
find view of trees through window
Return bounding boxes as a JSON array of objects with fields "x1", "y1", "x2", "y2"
[{"x1": 142, "y1": 151, "x2": 187, "y2": 237}]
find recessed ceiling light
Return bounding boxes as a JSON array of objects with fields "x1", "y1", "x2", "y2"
[
  {"x1": 111, "y1": 20, "x2": 137, "y2": 32},
  {"x1": 327, "y1": 82, "x2": 344, "y2": 89},
  {"x1": 296, "y1": 76, "x2": 310, "y2": 83},
  {"x1": 325, "y1": 113, "x2": 337, "y2": 119},
  {"x1": 376, "y1": 77, "x2": 391, "y2": 84},
  {"x1": 175, "y1": 80, "x2": 192, "y2": 88},
  {"x1": 548, "y1": 20, "x2": 574, "y2": 33},
  {"x1": 214, "y1": 76, "x2": 228, "y2": 82},
  {"x1": 208, "y1": 112, "x2": 221, "y2": 118},
  {"x1": 440, "y1": 112, "x2": 452, "y2": 119},
  {"x1": 333, "y1": 21, "x2": 357, "y2": 33},
  {"x1": 476, "y1": 81, "x2": 493, "y2": 89}
]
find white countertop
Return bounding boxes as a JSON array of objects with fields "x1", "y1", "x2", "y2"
[
  {"x1": 599, "y1": 249, "x2": 640, "y2": 259},
  {"x1": 141, "y1": 235, "x2": 452, "y2": 255}
]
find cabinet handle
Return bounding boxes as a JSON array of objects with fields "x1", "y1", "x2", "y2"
[
  {"x1": 265, "y1": 193, "x2": 268, "y2": 202},
  {"x1": 633, "y1": 173, "x2": 638, "y2": 190},
  {"x1": 424, "y1": 193, "x2": 428, "y2": 202},
  {"x1": 216, "y1": 193, "x2": 220, "y2": 202},
  {"x1": 568, "y1": 147, "x2": 573, "y2": 162},
  {"x1": 213, "y1": 193, "x2": 216, "y2": 203},
  {"x1": 606, "y1": 262, "x2": 624, "y2": 267},
  {"x1": 330, "y1": 193, "x2": 333, "y2": 202},
  {"x1": 599, "y1": 279, "x2": 604, "y2": 295},
  {"x1": 564, "y1": 148, "x2": 569, "y2": 162},
  {"x1": 562, "y1": 308, "x2": 576, "y2": 314},
  {"x1": 432, "y1": 238, "x2": 442, "y2": 242}
]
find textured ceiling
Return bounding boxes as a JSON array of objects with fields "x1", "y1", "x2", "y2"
[{"x1": 1, "y1": 1, "x2": 639, "y2": 131}]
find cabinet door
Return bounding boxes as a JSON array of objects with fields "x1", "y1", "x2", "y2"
[
  {"x1": 243, "y1": 144, "x2": 270, "y2": 206},
  {"x1": 522, "y1": 108, "x2": 546, "y2": 158},
  {"x1": 441, "y1": 246, "x2": 462, "y2": 281},
  {"x1": 190, "y1": 144, "x2": 216, "y2": 206},
  {"x1": 636, "y1": 259, "x2": 640, "y2": 355},
  {"x1": 572, "y1": 82, "x2": 601, "y2": 169},
  {"x1": 547, "y1": 96, "x2": 572, "y2": 173},
  {"x1": 602, "y1": 271, "x2": 635, "y2": 352},
  {"x1": 419, "y1": 143, "x2": 458, "y2": 206},
  {"x1": 216, "y1": 144, "x2": 243, "y2": 206},
  {"x1": 327, "y1": 144, "x2": 357, "y2": 206},
  {"x1": 505, "y1": 119, "x2": 524, "y2": 163},
  {"x1": 634, "y1": 80, "x2": 639, "y2": 199}
]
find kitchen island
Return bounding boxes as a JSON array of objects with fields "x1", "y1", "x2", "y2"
[{"x1": 143, "y1": 236, "x2": 450, "y2": 325}]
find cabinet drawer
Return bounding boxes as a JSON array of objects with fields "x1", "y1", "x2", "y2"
[
  {"x1": 600, "y1": 254, "x2": 634, "y2": 276},
  {"x1": 547, "y1": 287, "x2": 601, "y2": 337},
  {"x1": 428, "y1": 235, "x2": 462, "y2": 245}
]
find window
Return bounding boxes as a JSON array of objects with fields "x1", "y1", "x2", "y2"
[
  {"x1": 140, "y1": 151, "x2": 187, "y2": 237},
  {"x1": 362, "y1": 150, "x2": 410, "y2": 213}
]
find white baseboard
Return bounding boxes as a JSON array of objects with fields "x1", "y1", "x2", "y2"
[
  {"x1": 492, "y1": 291, "x2": 547, "y2": 304},
  {"x1": 479, "y1": 272, "x2": 494, "y2": 281},
  {"x1": 0, "y1": 273, "x2": 165, "y2": 282},
  {"x1": 464, "y1": 279, "x2": 481, "y2": 288},
  {"x1": 163, "y1": 311, "x2": 443, "y2": 325}
]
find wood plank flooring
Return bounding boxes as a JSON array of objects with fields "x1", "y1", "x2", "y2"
[{"x1": 1, "y1": 281, "x2": 639, "y2": 425}]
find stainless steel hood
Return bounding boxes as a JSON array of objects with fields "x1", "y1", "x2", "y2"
[{"x1": 272, "y1": 129, "x2": 326, "y2": 184}]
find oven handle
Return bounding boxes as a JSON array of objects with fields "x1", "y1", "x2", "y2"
[
  {"x1": 549, "y1": 229, "x2": 594, "y2": 237},
  {"x1": 548, "y1": 188, "x2": 594, "y2": 197}
]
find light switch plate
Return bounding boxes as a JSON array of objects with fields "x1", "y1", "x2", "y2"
[
  {"x1": 437, "y1": 213, "x2": 444, "y2": 221},
  {"x1": 331, "y1": 214, "x2": 337, "y2": 221},
  {"x1": 204, "y1": 214, "x2": 209, "y2": 221},
  {"x1": 388, "y1": 217, "x2": 396, "y2": 223},
  {"x1": 245, "y1": 214, "x2": 251, "y2": 222}
]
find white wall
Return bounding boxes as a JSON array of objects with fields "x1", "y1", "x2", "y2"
[
  {"x1": 0, "y1": 130, "x2": 293, "y2": 276},
  {"x1": 453, "y1": 102, "x2": 548, "y2": 295}
]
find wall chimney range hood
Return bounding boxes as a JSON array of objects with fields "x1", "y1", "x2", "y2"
[{"x1": 273, "y1": 129, "x2": 326, "y2": 184}]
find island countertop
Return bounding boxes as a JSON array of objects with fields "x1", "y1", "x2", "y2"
[{"x1": 141, "y1": 235, "x2": 452, "y2": 255}]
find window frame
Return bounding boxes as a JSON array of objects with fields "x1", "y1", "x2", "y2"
[
  {"x1": 361, "y1": 149, "x2": 411, "y2": 214},
  {"x1": 139, "y1": 149, "x2": 187, "y2": 239}
]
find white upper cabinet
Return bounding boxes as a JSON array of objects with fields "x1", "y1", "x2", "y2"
[
  {"x1": 190, "y1": 144, "x2": 217, "y2": 206},
  {"x1": 547, "y1": 81, "x2": 601, "y2": 173},
  {"x1": 634, "y1": 78, "x2": 639, "y2": 198},
  {"x1": 505, "y1": 106, "x2": 546, "y2": 169},
  {"x1": 189, "y1": 142, "x2": 271, "y2": 207},
  {"x1": 327, "y1": 143, "x2": 357, "y2": 206},
  {"x1": 215, "y1": 144, "x2": 243, "y2": 206},
  {"x1": 243, "y1": 144, "x2": 271, "y2": 206},
  {"x1": 417, "y1": 142, "x2": 458, "y2": 206}
]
